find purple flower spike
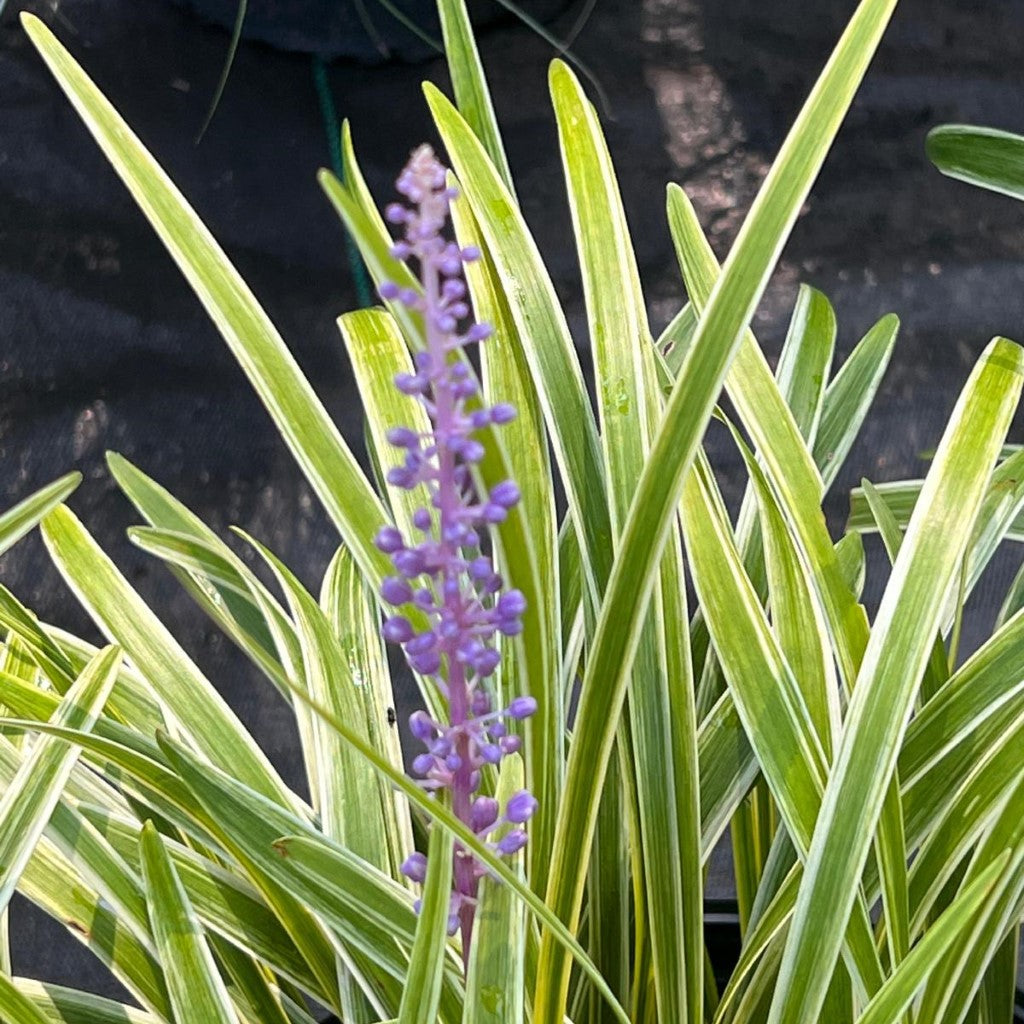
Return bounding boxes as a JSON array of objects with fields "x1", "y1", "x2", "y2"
[{"x1": 376, "y1": 145, "x2": 536, "y2": 964}]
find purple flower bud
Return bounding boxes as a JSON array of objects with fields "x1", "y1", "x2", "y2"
[
  {"x1": 490, "y1": 402, "x2": 517, "y2": 424},
  {"x1": 479, "y1": 743, "x2": 502, "y2": 764},
  {"x1": 393, "y1": 548, "x2": 425, "y2": 577},
  {"x1": 469, "y1": 556, "x2": 493, "y2": 580},
  {"x1": 506, "y1": 790, "x2": 538, "y2": 823},
  {"x1": 413, "y1": 898, "x2": 423, "y2": 915},
  {"x1": 409, "y1": 650, "x2": 442, "y2": 675},
  {"x1": 471, "y1": 796, "x2": 500, "y2": 832},
  {"x1": 387, "y1": 426, "x2": 419, "y2": 448},
  {"x1": 461, "y1": 246, "x2": 482, "y2": 263},
  {"x1": 483, "y1": 504, "x2": 508, "y2": 523},
  {"x1": 442, "y1": 522, "x2": 470, "y2": 545},
  {"x1": 406, "y1": 631, "x2": 438, "y2": 656},
  {"x1": 489, "y1": 721, "x2": 506, "y2": 739},
  {"x1": 442, "y1": 279, "x2": 466, "y2": 300},
  {"x1": 379, "y1": 281, "x2": 401, "y2": 300},
  {"x1": 383, "y1": 616, "x2": 414, "y2": 643},
  {"x1": 473, "y1": 648, "x2": 501, "y2": 677},
  {"x1": 429, "y1": 736, "x2": 452, "y2": 757},
  {"x1": 389, "y1": 242, "x2": 411, "y2": 260},
  {"x1": 413, "y1": 587, "x2": 434, "y2": 609},
  {"x1": 465, "y1": 322, "x2": 493, "y2": 343},
  {"x1": 459, "y1": 638, "x2": 485, "y2": 664},
  {"x1": 497, "y1": 590, "x2": 527, "y2": 617},
  {"x1": 413, "y1": 507, "x2": 432, "y2": 531},
  {"x1": 471, "y1": 690, "x2": 491, "y2": 716},
  {"x1": 498, "y1": 617, "x2": 524, "y2": 637},
  {"x1": 447, "y1": 914, "x2": 460, "y2": 936},
  {"x1": 490, "y1": 481, "x2": 521, "y2": 508},
  {"x1": 387, "y1": 466, "x2": 416, "y2": 490},
  {"x1": 412, "y1": 753, "x2": 434, "y2": 775},
  {"x1": 455, "y1": 438, "x2": 486, "y2": 463},
  {"x1": 374, "y1": 526, "x2": 404, "y2": 553},
  {"x1": 445, "y1": 753, "x2": 462, "y2": 772},
  {"x1": 385, "y1": 204, "x2": 407, "y2": 224},
  {"x1": 394, "y1": 372, "x2": 426, "y2": 396},
  {"x1": 508, "y1": 696, "x2": 538, "y2": 719},
  {"x1": 381, "y1": 577, "x2": 413, "y2": 606},
  {"x1": 399, "y1": 288, "x2": 420, "y2": 308},
  {"x1": 500, "y1": 735, "x2": 522, "y2": 755},
  {"x1": 401, "y1": 851, "x2": 427, "y2": 883},
  {"x1": 409, "y1": 710, "x2": 435, "y2": 741},
  {"x1": 496, "y1": 829, "x2": 528, "y2": 855}
]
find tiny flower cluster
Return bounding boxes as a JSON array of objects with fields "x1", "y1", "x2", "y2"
[{"x1": 374, "y1": 145, "x2": 537, "y2": 951}]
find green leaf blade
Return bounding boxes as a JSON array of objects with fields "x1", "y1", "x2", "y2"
[
  {"x1": 0, "y1": 644, "x2": 121, "y2": 912},
  {"x1": 770, "y1": 337, "x2": 1024, "y2": 1024},
  {"x1": 40, "y1": 505, "x2": 296, "y2": 811},
  {"x1": 140, "y1": 821, "x2": 240, "y2": 1024},
  {"x1": 397, "y1": 826, "x2": 456, "y2": 1024},
  {"x1": 0, "y1": 473, "x2": 81, "y2": 559},
  {"x1": 534, "y1": 0, "x2": 900, "y2": 1016},
  {"x1": 927, "y1": 124, "x2": 1024, "y2": 202}
]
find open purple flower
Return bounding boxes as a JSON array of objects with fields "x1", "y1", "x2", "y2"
[{"x1": 375, "y1": 144, "x2": 537, "y2": 960}]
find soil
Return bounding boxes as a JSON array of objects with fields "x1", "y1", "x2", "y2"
[{"x1": 2, "y1": 0, "x2": 1024, "y2": 1005}]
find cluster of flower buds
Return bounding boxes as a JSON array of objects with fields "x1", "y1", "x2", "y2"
[{"x1": 374, "y1": 145, "x2": 538, "y2": 954}]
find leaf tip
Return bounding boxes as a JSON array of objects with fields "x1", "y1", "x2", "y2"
[
  {"x1": 19, "y1": 10, "x2": 44, "y2": 35},
  {"x1": 548, "y1": 57, "x2": 571, "y2": 87},
  {"x1": 40, "y1": 502, "x2": 73, "y2": 534}
]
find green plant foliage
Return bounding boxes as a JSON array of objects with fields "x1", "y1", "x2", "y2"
[
  {"x1": 4, "y1": 3, "x2": 1024, "y2": 1023},
  {"x1": 928, "y1": 124, "x2": 1024, "y2": 202}
]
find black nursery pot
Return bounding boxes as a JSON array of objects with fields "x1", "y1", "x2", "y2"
[
  {"x1": 703, "y1": 897, "x2": 744, "y2": 994},
  {"x1": 170, "y1": 0, "x2": 574, "y2": 63}
]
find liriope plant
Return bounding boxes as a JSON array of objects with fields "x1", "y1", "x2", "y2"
[{"x1": 3, "y1": 0, "x2": 1024, "y2": 1022}]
